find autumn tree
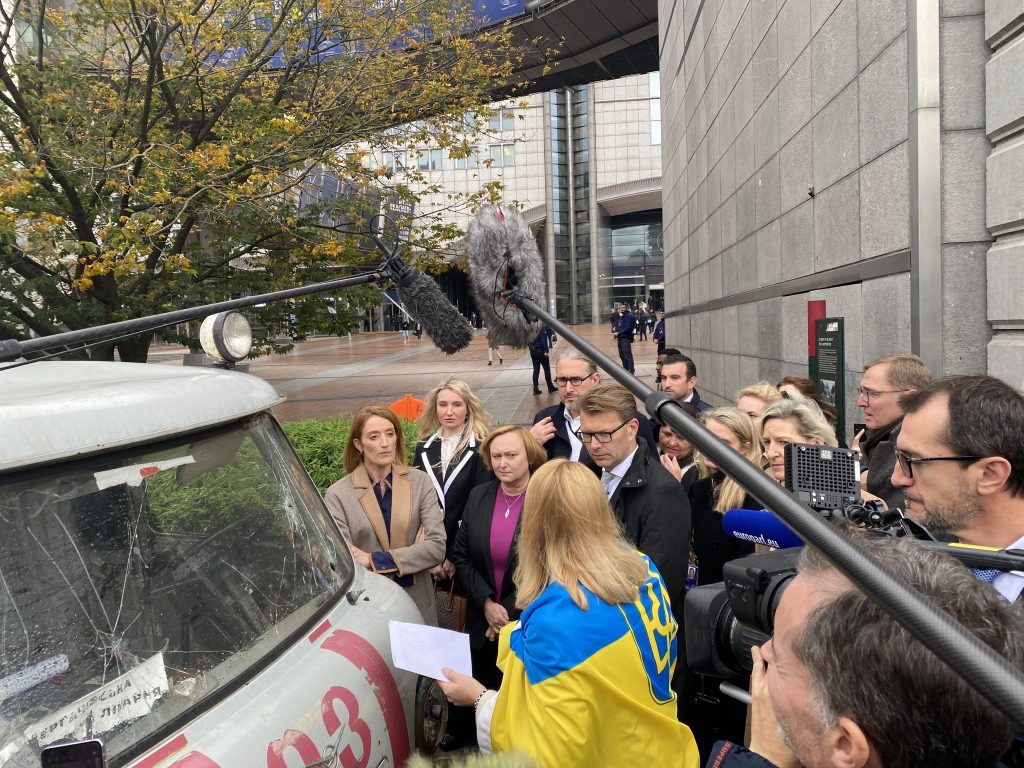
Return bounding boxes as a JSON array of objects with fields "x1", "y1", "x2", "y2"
[{"x1": 0, "y1": 0, "x2": 529, "y2": 360}]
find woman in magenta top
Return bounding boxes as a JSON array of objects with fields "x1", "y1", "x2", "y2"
[{"x1": 451, "y1": 426, "x2": 547, "y2": 693}]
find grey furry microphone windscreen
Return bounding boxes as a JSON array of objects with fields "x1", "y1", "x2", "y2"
[
  {"x1": 392, "y1": 265, "x2": 473, "y2": 354},
  {"x1": 465, "y1": 204, "x2": 545, "y2": 349}
]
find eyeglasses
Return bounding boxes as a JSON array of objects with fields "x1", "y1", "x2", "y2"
[
  {"x1": 575, "y1": 418, "x2": 632, "y2": 444},
  {"x1": 894, "y1": 449, "x2": 981, "y2": 479},
  {"x1": 555, "y1": 373, "x2": 595, "y2": 387},
  {"x1": 856, "y1": 387, "x2": 908, "y2": 403}
]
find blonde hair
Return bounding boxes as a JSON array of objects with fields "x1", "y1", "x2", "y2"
[
  {"x1": 735, "y1": 382, "x2": 783, "y2": 407},
  {"x1": 696, "y1": 407, "x2": 764, "y2": 513},
  {"x1": 417, "y1": 379, "x2": 492, "y2": 460},
  {"x1": 864, "y1": 354, "x2": 932, "y2": 392},
  {"x1": 761, "y1": 396, "x2": 839, "y2": 447},
  {"x1": 514, "y1": 460, "x2": 647, "y2": 611},
  {"x1": 576, "y1": 382, "x2": 638, "y2": 422},
  {"x1": 344, "y1": 405, "x2": 407, "y2": 474},
  {"x1": 479, "y1": 425, "x2": 548, "y2": 474}
]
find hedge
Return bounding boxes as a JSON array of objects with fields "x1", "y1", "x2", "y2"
[{"x1": 281, "y1": 417, "x2": 421, "y2": 494}]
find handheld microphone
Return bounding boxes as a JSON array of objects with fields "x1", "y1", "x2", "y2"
[
  {"x1": 371, "y1": 215, "x2": 473, "y2": 355},
  {"x1": 465, "y1": 204, "x2": 544, "y2": 348},
  {"x1": 723, "y1": 508, "x2": 805, "y2": 549}
]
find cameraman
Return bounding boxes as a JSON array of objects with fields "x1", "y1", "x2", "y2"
[{"x1": 709, "y1": 533, "x2": 1024, "y2": 768}]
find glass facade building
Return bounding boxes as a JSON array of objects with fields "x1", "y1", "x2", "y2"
[{"x1": 608, "y1": 212, "x2": 663, "y2": 309}]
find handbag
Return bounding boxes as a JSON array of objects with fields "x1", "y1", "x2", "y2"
[{"x1": 433, "y1": 577, "x2": 467, "y2": 632}]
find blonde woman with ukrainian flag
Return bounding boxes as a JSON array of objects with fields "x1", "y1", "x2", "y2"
[{"x1": 439, "y1": 459, "x2": 699, "y2": 767}]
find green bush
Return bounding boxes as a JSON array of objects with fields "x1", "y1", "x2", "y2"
[{"x1": 282, "y1": 416, "x2": 421, "y2": 494}]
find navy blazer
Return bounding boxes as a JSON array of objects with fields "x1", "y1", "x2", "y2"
[
  {"x1": 414, "y1": 433, "x2": 493, "y2": 559},
  {"x1": 533, "y1": 402, "x2": 661, "y2": 463},
  {"x1": 450, "y1": 480, "x2": 521, "y2": 651},
  {"x1": 613, "y1": 311, "x2": 636, "y2": 337}
]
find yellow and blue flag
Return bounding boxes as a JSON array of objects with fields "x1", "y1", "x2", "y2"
[{"x1": 490, "y1": 556, "x2": 699, "y2": 767}]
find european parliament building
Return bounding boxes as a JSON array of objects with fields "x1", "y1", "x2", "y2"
[{"x1": 384, "y1": 73, "x2": 665, "y2": 324}]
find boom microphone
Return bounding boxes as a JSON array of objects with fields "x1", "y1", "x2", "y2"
[
  {"x1": 723, "y1": 508, "x2": 805, "y2": 549},
  {"x1": 465, "y1": 204, "x2": 544, "y2": 348},
  {"x1": 388, "y1": 262, "x2": 473, "y2": 354},
  {"x1": 371, "y1": 215, "x2": 473, "y2": 355}
]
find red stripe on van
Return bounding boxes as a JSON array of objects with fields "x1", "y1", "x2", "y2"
[
  {"x1": 320, "y1": 629, "x2": 410, "y2": 763},
  {"x1": 307, "y1": 619, "x2": 331, "y2": 643}
]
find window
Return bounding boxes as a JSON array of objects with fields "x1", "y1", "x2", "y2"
[
  {"x1": 382, "y1": 151, "x2": 406, "y2": 174},
  {"x1": 487, "y1": 109, "x2": 516, "y2": 132},
  {"x1": 649, "y1": 72, "x2": 662, "y2": 146},
  {"x1": 453, "y1": 150, "x2": 479, "y2": 170},
  {"x1": 0, "y1": 416, "x2": 349, "y2": 761},
  {"x1": 489, "y1": 143, "x2": 515, "y2": 167},
  {"x1": 417, "y1": 148, "x2": 442, "y2": 171}
]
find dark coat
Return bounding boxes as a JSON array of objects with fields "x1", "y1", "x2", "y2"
[
  {"x1": 607, "y1": 439, "x2": 691, "y2": 618},
  {"x1": 864, "y1": 420, "x2": 904, "y2": 511},
  {"x1": 703, "y1": 742, "x2": 778, "y2": 767},
  {"x1": 532, "y1": 402, "x2": 660, "y2": 463},
  {"x1": 613, "y1": 310, "x2": 636, "y2": 338},
  {"x1": 450, "y1": 480, "x2": 521, "y2": 651},
  {"x1": 688, "y1": 387, "x2": 714, "y2": 413},
  {"x1": 529, "y1": 326, "x2": 554, "y2": 355},
  {"x1": 414, "y1": 433, "x2": 493, "y2": 559},
  {"x1": 687, "y1": 473, "x2": 758, "y2": 586}
]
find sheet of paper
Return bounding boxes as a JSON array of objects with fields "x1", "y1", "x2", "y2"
[
  {"x1": 25, "y1": 652, "x2": 168, "y2": 746},
  {"x1": 388, "y1": 620, "x2": 471, "y2": 681}
]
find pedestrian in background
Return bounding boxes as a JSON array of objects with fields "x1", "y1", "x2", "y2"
[
  {"x1": 487, "y1": 329, "x2": 503, "y2": 366},
  {"x1": 611, "y1": 304, "x2": 636, "y2": 374},
  {"x1": 529, "y1": 326, "x2": 557, "y2": 395}
]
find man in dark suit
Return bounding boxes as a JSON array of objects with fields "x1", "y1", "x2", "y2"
[
  {"x1": 611, "y1": 303, "x2": 636, "y2": 374},
  {"x1": 576, "y1": 382, "x2": 690, "y2": 617},
  {"x1": 661, "y1": 353, "x2": 713, "y2": 412},
  {"x1": 531, "y1": 348, "x2": 659, "y2": 463}
]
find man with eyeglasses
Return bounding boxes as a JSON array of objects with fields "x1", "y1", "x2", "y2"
[
  {"x1": 576, "y1": 382, "x2": 690, "y2": 623},
  {"x1": 892, "y1": 375, "x2": 1024, "y2": 605},
  {"x1": 530, "y1": 348, "x2": 658, "y2": 462},
  {"x1": 855, "y1": 354, "x2": 931, "y2": 510}
]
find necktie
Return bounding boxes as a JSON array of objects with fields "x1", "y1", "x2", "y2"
[
  {"x1": 601, "y1": 470, "x2": 615, "y2": 497},
  {"x1": 971, "y1": 567, "x2": 1001, "y2": 584}
]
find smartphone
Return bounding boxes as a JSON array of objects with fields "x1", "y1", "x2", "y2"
[
  {"x1": 40, "y1": 740, "x2": 105, "y2": 768},
  {"x1": 853, "y1": 422, "x2": 867, "y2": 436}
]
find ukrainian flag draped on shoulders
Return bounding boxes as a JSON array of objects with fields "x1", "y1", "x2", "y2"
[{"x1": 490, "y1": 555, "x2": 699, "y2": 768}]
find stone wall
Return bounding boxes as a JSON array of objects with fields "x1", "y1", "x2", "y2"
[
  {"x1": 986, "y1": 0, "x2": 1024, "y2": 389},
  {"x1": 658, "y1": 0, "x2": 1005, "y2": 434}
]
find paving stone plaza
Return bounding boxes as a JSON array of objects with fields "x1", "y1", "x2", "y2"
[{"x1": 151, "y1": 324, "x2": 660, "y2": 426}]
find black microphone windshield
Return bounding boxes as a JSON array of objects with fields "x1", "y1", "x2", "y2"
[
  {"x1": 394, "y1": 265, "x2": 473, "y2": 355},
  {"x1": 465, "y1": 204, "x2": 544, "y2": 349}
]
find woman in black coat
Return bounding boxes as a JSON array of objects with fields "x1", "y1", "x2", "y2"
[
  {"x1": 450, "y1": 426, "x2": 547, "y2": 689},
  {"x1": 684, "y1": 406, "x2": 765, "y2": 758},
  {"x1": 442, "y1": 426, "x2": 546, "y2": 749},
  {"x1": 688, "y1": 406, "x2": 764, "y2": 585},
  {"x1": 414, "y1": 379, "x2": 493, "y2": 579}
]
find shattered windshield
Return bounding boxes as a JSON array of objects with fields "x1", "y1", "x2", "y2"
[{"x1": 0, "y1": 414, "x2": 351, "y2": 766}]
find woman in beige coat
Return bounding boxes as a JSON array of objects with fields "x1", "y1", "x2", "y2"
[{"x1": 324, "y1": 405, "x2": 446, "y2": 624}]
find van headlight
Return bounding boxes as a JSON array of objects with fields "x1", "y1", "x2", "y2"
[{"x1": 199, "y1": 311, "x2": 252, "y2": 365}]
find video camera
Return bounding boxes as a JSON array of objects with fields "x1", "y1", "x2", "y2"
[{"x1": 684, "y1": 443, "x2": 920, "y2": 678}]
